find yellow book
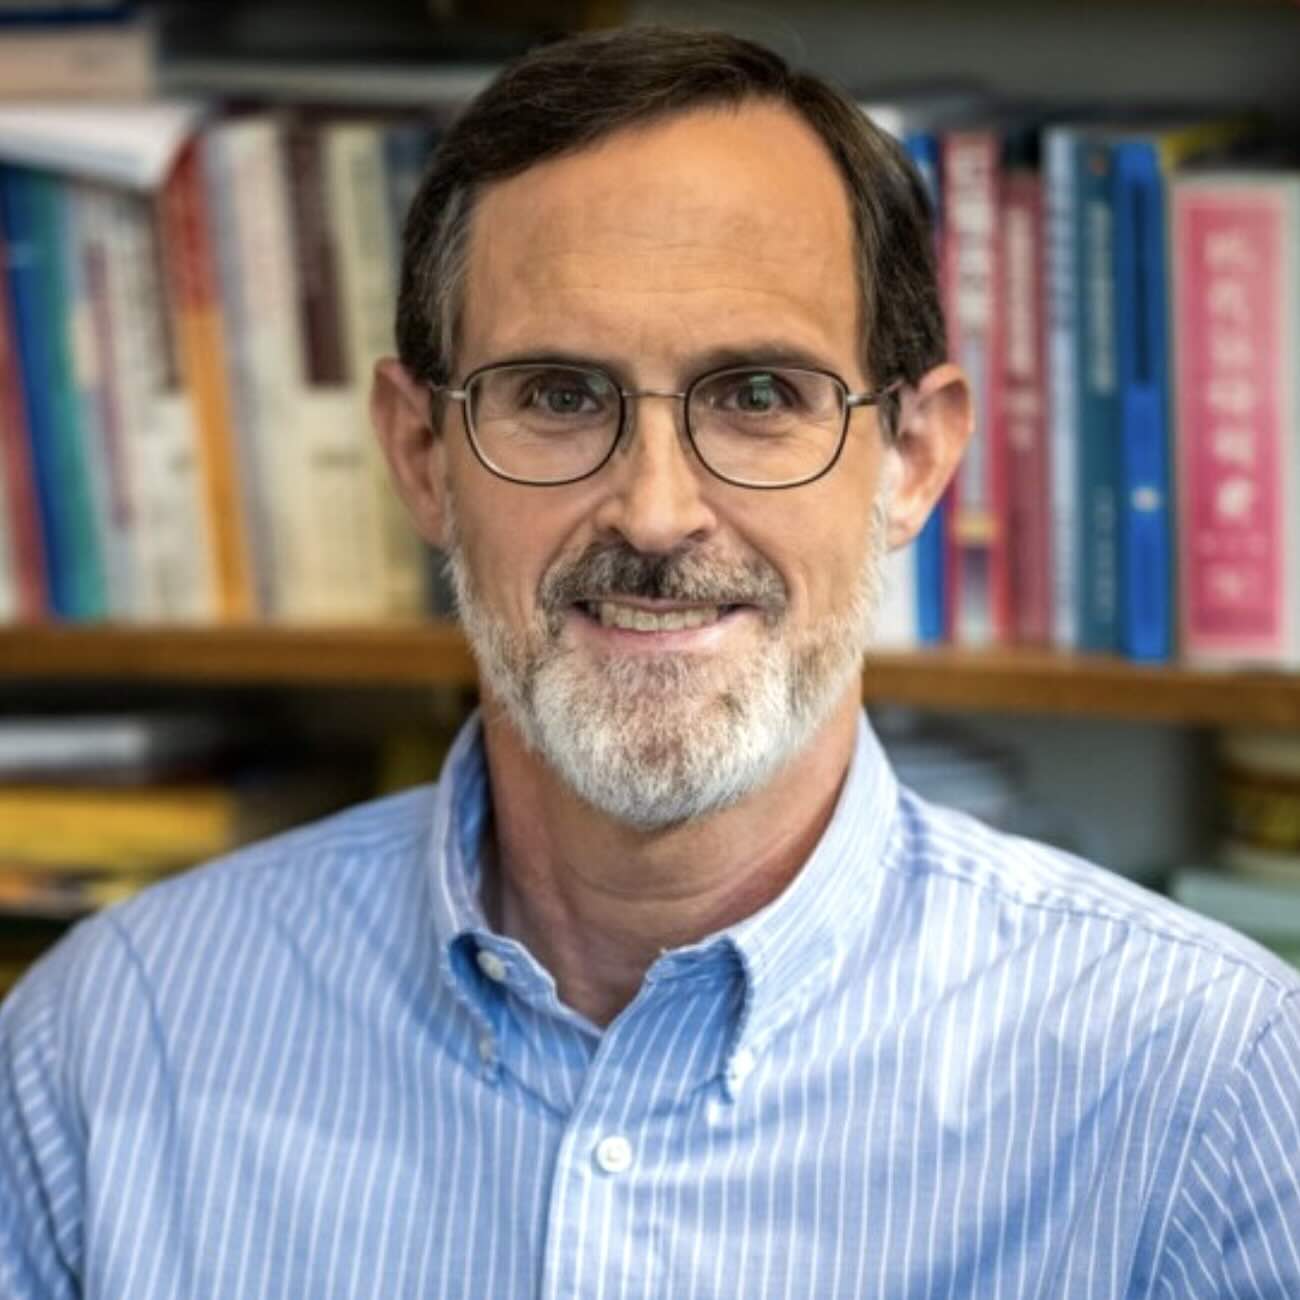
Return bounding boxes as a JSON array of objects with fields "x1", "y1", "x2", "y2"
[{"x1": 0, "y1": 772, "x2": 359, "y2": 871}]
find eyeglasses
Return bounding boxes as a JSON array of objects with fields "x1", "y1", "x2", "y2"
[{"x1": 428, "y1": 361, "x2": 899, "y2": 489}]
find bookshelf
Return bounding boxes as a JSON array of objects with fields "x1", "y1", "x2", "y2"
[
  {"x1": 3, "y1": 0, "x2": 1299, "y2": 999},
  {"x1": 3, "y1": 624, "x2": 1300, "y2": 730}
]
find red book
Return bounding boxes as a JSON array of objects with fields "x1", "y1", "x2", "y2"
[
  {"x1": 942, "y1": 130, "x2": 1010, "y2": 645},
  {"x1": 0, "y1": 228, "x2": 48, "y2": 620},
  {"x1": 1000, "y1": 168, "x2": 1051, "y2": 644},
  {"x1": 1172, "y1": 172, "x2": 1300, "y2": 667}
]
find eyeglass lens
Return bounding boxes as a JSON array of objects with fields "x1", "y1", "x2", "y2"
[{"x1": 466, "y1": 363, "x2": 847, "y2": 486}]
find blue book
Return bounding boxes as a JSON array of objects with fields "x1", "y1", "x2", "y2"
[
  {"x1": 35, "y1": 172, "x2": 105, "y2": 618},
  {"x1": 1112, "y1": 140, "x2": 1174, "y2": 662},
  {"x1": 1045, "y1": 127, "x2": 1121, "y2": 653},
  {"x1": 0, "y1": 166, "x2": 76, "y2": 616},
  {"x1": 904, "y1": 130, "x2": 947, "y2": 644}
]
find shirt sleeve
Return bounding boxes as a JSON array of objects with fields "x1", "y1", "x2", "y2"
[
  {"x1": 0, "y1": 936, "x2": 89, "y2": 1300},
  {"x1": 1153, "y1": 989, "x2": 1300, "y2": 1299}
]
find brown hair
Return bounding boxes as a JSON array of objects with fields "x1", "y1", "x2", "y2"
[{"x1": 396, "y1": 25, "x2": 944, "y2": 434}]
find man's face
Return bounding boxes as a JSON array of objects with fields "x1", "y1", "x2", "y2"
[{"x1": 436, "y1": 104, "x2": 897, "y2": 827}]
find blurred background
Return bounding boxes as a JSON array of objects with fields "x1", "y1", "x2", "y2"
[{"x1": 1, "y1": 0, "x2": 1298, "y2": 990}]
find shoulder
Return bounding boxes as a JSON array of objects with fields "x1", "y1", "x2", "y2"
[
  {"x1": 1, "y1": 783, "x2": 442, "y2": 1051},
  {"x1": 887, "y1": 785, "x2": 1300, "y2": 1050}
]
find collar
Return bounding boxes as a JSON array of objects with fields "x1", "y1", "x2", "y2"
[{"x1": 425, "y1": 709, "x2": 900, "y2": 1059}]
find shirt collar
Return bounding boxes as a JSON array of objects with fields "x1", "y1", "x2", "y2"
[{"x1": 425, "y1": 709, "x2": 899, "y2": 1052}]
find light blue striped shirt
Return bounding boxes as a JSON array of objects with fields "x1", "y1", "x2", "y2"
[{"x1": 3, "y1": 712, "x2": 1299, "y2": 1298}]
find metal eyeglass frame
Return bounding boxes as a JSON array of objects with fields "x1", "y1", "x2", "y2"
[{"x1": 427, "y1": 360, "x2": 902, "y2": 490}]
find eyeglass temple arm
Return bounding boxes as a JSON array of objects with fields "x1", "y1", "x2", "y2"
[{"x1": 845, "y1": 378, "x2": 904, "y2": 410}]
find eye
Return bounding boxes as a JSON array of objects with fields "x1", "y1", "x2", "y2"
[
  {"x1": 725, "y1": 372, "x2": 790, "y2": 414},
  {"x1": 520, "y1": 370, "x2": 614, "y2": 418}
]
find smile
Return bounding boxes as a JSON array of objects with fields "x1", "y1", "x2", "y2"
[{"x1": 573, "y1": 600, "x2": 747, "y2": 633}]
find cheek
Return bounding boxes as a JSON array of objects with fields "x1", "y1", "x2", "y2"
[{"x1": 456, "y1": 485, "x2": 595, "y2": 614}]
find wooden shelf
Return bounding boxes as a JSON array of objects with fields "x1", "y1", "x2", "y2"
[{"x1": 2, "y1": 623, "x2": 1299, "y2": 728}]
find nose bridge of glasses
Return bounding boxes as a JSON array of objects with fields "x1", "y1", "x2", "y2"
[{"x1": 615, "y1": 385, "x2": 692, "y2": 446}]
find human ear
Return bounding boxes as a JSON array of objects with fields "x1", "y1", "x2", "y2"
[
  {"x1": 370, "y1": 357, "x2": 452, "y2": 549},
  {"x1": 881, "y1": 362, "x2": 972, "y2": 550}
]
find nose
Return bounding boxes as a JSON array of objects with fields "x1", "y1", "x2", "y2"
[{"x1": 591, "y1": 393, "x2": 718, "y2": 554}]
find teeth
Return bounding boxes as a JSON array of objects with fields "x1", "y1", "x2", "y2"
[{"x1": 596, "y1": 602, "x2": 722, "y2": 632}]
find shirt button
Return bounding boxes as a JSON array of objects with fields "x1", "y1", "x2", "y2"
[
  {"x1": 476, "y1": 949, "x2": 508, "y2": 983},
  {"x1": 478, "y1": 1034, "x2": 496, "y2": 1065},
  {"x1": 593, "y1": 1135, "x2": 634, "y2": 1175},
  {"x1": 727, "y1": 1047, "x2": 756, "y2": 1087}
]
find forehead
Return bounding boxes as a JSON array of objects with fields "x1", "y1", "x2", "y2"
[{"x1": 460, "y1": 102, "x2": 861, "y2": 371}]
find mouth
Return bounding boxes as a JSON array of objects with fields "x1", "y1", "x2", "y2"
[{"x1": 571, "y1": 599, "x2": 749, "y2": 634}]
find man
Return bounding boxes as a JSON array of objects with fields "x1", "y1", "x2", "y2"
[{"x1": 2, "y1": 26, "x2": 1298, "y2": 1299}]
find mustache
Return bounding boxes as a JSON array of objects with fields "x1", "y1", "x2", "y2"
[{"x1": 541, "y1": 541, "x2": 787, "y2": 614}]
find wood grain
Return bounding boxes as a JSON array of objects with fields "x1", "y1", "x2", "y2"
[{"x1": 1, "y1": 624, "x2": 1299, "y2": 727}]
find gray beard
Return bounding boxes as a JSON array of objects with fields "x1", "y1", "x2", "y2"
[{"x1": 445, "y1": 497, "x2": 889, "y2": 831}]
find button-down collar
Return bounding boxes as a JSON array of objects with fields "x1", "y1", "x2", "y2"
[{"x1": 425, "y1": 709, "x2": 899, "y2": 1063}]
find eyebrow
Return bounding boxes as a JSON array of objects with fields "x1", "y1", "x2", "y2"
[{"x1": 478, "y1": 342, "x2": 844, "y2": 385}]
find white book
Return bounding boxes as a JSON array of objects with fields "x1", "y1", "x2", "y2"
[
  {"x1": 324, "y1": 120, "x2": 427, "y2": 619},
  {"x1": 215, "y1": 115, "x2": 384, "y2": 622},
  {"x1": 99, "y1": 189, "x2": 214, "y2": 621}
]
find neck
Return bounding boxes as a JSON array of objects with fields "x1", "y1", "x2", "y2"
[{"x1": 478, "y1": 689, "x2": 860, "y2": 1027}]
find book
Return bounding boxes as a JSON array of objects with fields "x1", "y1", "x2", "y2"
[
  {"x1": 0, "y1": 768, "x2": 362, "y2": 871},
  {"x1": 0, "y1": 223, "x2": 45, "y2": 619},
  {"x1": 322, "y1": 119, "x2": 422, "y2": 618},
  {"x1": 1045, "y1": 126, "x2": 1123, "y2": 652},
  {"x1": 65, "y1": 181, "x2": 132, "y2": 618},
  {"x1": 1112, "y1": 139, "x2": 1176, "y2": 663},
  {"x1": 1108, "y1": 120, "x2": 1249, "y2": 664},
  {"x1": 903, "y1": 128, "x2": 947, "y2": 645},
  {"x1": 0, "y1": 17, "x2": 155, "y2": 101},
  {"x1": 0, "y1": 712, "x2": 235, "y2": 781},
  {"x1": 1171, "y1": 171, "x2": 1300, "y2": 668},
  {"x1": 157, "y1": 140, "x2": 255, "y2": 620},
  {"x1": 0, "y1": 166, "x2": 105, "y2": 618},
  {"x1": 942, "y1": 128, "x2": 1009, "y2": 645},
  {"x1": 97, "y1": 185, "x2": 213, "y2": 621},
  {"x1": 1000, "y1": 147, "x2": 1051, "y2": 644},
  {"x1": 209, "y1": 114, "x2": 384, "y2": 622}
]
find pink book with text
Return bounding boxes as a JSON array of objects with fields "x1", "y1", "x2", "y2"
[{"x1": 1172, "y1": 172, "x2": 1300, "y2": 667}]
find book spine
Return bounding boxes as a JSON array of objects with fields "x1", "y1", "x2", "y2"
[
  {"x1": 0, "y1": 219, "x2": 47, "y2": 619},
  {"x1": 1001, "y1": 169, "x2": 1051, "y2": 644},
  {"x1": 97, "y1": 189, "x2": 161, "y2": 619},
  {"x1": 904, "y1": 129, "x2": 946, "y2": 644},
  {"x1": 1172, "y1": 180, "x2": 1299, "y2": 667},
  {"x1": 327, "y1": 121, "x2": 424, "y2": 619},
  {"x1": 1077, "y1": 138, "x2": 1121, "y2": 651},
  {"x1": 223, "y1": 117, "x2": 377, "y2": 622},
  {"x1": 284, "y1": 122, "x2": 348, "y2": 387},
  {"x1": 1045, "y1": 129, "x2": 1081, "y2": 649},
  {"x1": 104, "y1": 188, "x2": 213, "y2": 622},
  {"x1": 2, "y1": 169, "x2": 107, "y2": 619},
  {"x1": 1113, "y1": 142, "x2": 1174, "y2": 663},
  {"x1": 157, "y1": 141, "x2": 255, "y2": 621},
  {"x1": 220, "y1": 119, "x2": 308, "y2": 618},
  {"x1": 199, "y1": 130, "x2": 274, "y2": 617},
  {"x1": 941, "y1": 130, "x2": 1008, "y2": 645},
  {"x1": 67, "y1": 183, "x2": 136, "y2": 618},
  {"x1": 0, "y1": 22, "x2": 154, "y2": 100},
  {"x1": 287, "y1": 121, "x2": 385, "y2": 621}
]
